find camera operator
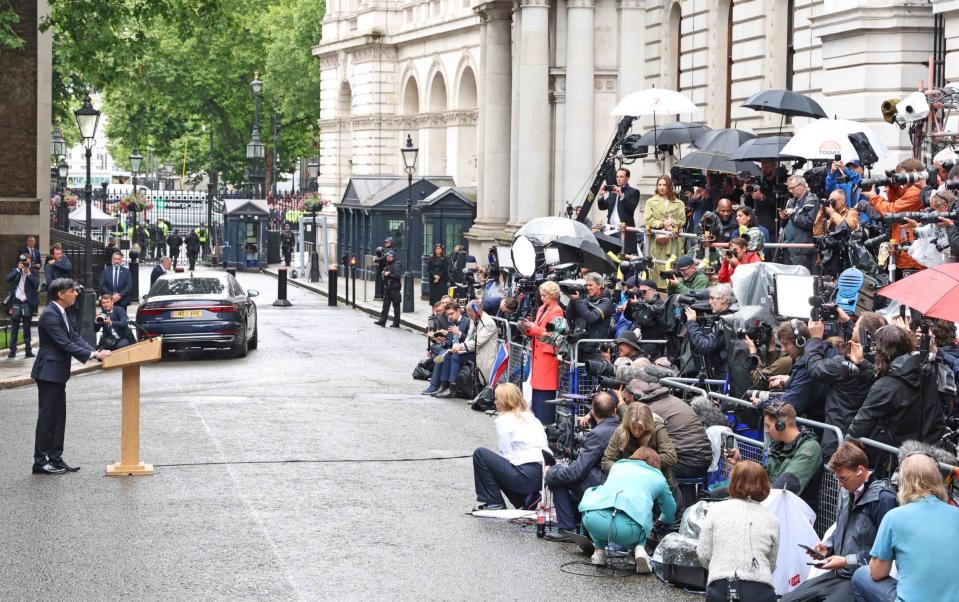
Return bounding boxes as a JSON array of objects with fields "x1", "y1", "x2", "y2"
[
  {"x1": 44, "y1": 244, "x2": 72, "y2": 283},
  {"x1": 565, "y1": 272, "x2": 613, "y2": 363},
  {"x1": 623, "y1": 279, "x2": 669, "y2": 356},
  {"x1": 899, "y1": 190, "x2": 957, "y2": 267},
  {"x1": 725, "y1": 402, "x2": 823, "y2": 512},
  {"x1": 743, "y1": 160, "x2": 783, "y2": 234},
  {"x1": 4, "y1": 254, "x2": 40, "y2": 358},
  {"x1": 716, "y1": 237, "x2": 761, "y2": 283},
  {"x1": 448, "y1": 244, "x2": 470, "y2": 285},
  {"x1": 543, "y1": 391, "x2": 620, "y2": 542},
  {"x1": 744, "y1": 327, "x2": 793, "y2": 388},
  {"x1": 805, "y1": 312, "x2": 886, "y2": 458},
  {"x1": 481, "y1": 294, "x2": 519, "y2": 320},
  {"x1": 95, "y1": 293, "x2": 133, "y2": 350},
  {"x1": 814, "y1": 189, "x2": 860, "y2": 237},
  {"x1": 825, "y1": 157, "x2": 864, "y2": 209},
  {"x1": 860, "y1": 158, "x2": 927, "y2": 275},
  {"x1": 684, "y1": 284, "x2": 735, "y2": 376},
  {"x1": 666, "y1": 255, "x2": 708, "y2": 294},
  {"x1": 755, "y1": 320, "x2": 825, "y2": 419},
  {"x1": 848, "y1": 324, "x2": 946, "y2": 466},
  {"x1": 779, "y1": 175, "x2": 819, "y2": 273}
]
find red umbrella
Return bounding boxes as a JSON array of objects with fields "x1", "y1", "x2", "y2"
[{"x1": 877, "y1": 263, "x2": 959, "y2": 321}]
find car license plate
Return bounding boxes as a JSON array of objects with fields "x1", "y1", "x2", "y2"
[{"x1": 171, "y1": 310, "x2": 202, "y2": 318}]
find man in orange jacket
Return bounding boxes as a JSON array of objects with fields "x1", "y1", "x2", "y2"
[{"x1": 861, "y1": 158, "x2": 927, "y2": 273}]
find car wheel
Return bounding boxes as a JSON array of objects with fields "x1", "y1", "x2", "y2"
[
  {"x1": 248, "y1": 324, "x2": 258, "y2": 350},
  {"x1": 232, "y1": 322, "x2": 248, "y2": 358}
]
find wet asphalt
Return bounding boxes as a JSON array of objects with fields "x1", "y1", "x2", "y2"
[{"x1": 0, "y1": 269, "x2": 699, "y2": 601}]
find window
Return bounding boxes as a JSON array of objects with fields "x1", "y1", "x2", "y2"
[
  {"x1": 388, "y1": 219, "x2": 405, "y2": 249},
  {"x1": 444, "y1": 222, "x2": 463, "y2": 248},
  {"x1": 150, "y1": 278, "x2": 225, "y2": 296},
  {"x1": 422, "y1": 223, "x2": 434, "y2": 257}
]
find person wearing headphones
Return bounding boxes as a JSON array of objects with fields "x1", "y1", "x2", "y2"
[
  {"x1": 753, "y1": 319, "x2": 827, "y2": 422},
  {"x1": 725, "y1": 402, "x2": 823, "y2": 513}
]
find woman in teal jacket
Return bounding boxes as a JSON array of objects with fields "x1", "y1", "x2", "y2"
[{"x1": 579, "y1": 447, "x2": 676, "y2": 572}]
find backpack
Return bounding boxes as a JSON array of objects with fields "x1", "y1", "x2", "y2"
[
  {"x1": 471, "y1": 387, "x2": 495, "y2": 412},
  {"x1": 455, "y1": 360, "x2": 485, "y2": 399},
  {"x1": 412, "y1": 357, "x2": 434, "y2": 381}
]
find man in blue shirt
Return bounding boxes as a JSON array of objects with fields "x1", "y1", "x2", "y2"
[{"x1": 852, "y1": 452, "x2": 959, "y2": 602}]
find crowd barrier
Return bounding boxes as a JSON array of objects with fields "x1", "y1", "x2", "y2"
[{"x1": 856, "y1": 436, "x2": 959, "y2": 474}]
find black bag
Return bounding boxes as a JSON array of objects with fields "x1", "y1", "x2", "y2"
[
  {"x1": 455, "y1": 360, "x2": 485, "y2": 399},
  {"x1": 471, "y1": 387, "x2": 495, "y2": 412},
  {"x1": 412, "y1": 357, "x2": 434, "y2": 381}
]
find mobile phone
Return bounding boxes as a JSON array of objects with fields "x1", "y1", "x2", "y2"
[
  {"x1": 798, "y1": 544, "x2": 825, "y2": 560},
  {"x1": 722, "y1": 433, "x2": 735, "y2": 451},
  {"x1": 806, "y1": 562, "x2": 825, "y2": 568}
]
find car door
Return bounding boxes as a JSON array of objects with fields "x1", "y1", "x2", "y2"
[{"x1": 229, "y1": 275, "x2": 252, "y2": 338}]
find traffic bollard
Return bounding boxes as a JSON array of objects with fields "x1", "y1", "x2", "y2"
[
  {"x1": 342, "y1": 255, "x2": 350, "y2": 306},
  {"x1": 350, "y1": 258, "x2": 357, "y2": 309},
  {"x1": 310, "y1": 249, "x2": 320, "y2": 282},
  {"x1": 328, "y1": 266, "x2": 338, "y2": 306},
  {"x1": 273, "y1": 267, "x2": 292, "y2": 307}
]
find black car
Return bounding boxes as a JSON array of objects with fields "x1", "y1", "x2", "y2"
[{"x1": 137, "y1": 272, "x2": 259, "y2": 357}]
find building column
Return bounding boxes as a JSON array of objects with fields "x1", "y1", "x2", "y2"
[
  {"x1": 466, "y1": 1, "x2": 513, "y2": 249},
  {"x1": 513, "y1": 0, "x2": 551, "y2": 226},
  {"x1": 563, "y1": 0, "x2": 594, "y2": 206},
  {"x1": 616, "y1": 0, "x2": 645, "y2": 100}
]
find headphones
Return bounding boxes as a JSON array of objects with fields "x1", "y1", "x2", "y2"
[
  {"x1": 791, "y1": 319, "x2": 807, "y2": 348},
  {"x1": 769, "y1": 401, "x2": 786, "y2": 432}
]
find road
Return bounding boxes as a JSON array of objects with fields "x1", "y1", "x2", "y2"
[{"x1": 0, "y1": 269, "x2": 699, "y2": 601}]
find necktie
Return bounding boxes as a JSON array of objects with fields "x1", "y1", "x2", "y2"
[{"x1": 114, "y1": 267, "x2": 119, "y2": 290}]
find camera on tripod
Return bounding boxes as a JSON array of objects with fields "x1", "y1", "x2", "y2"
[
  {"x1": 670, "y1": 165, "x2": 706, "y2": 190},
  {"x1": 736, "y1": 320, "x2": 773, "y2": 345}
]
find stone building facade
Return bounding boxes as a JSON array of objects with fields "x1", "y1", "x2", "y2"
[{"x1": 315, "y1": 0, "x2": 946, "y2": 257}]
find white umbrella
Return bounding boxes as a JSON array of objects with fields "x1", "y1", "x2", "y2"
[
  {"x1": 68, "y1": 203, "x2": 119, "y2": 229},
  {"x1": 610, "y1": 88, "x2": 699, "y2": 117},
  {"x1": 780, "y1": 118, "x2": 889, "y2": 162}
]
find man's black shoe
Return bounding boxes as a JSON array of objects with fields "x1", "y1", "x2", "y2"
[
  {"x1": 466, "y1": 503, "x2": 506, "y2": 515},
  {"x1": 32, "y1": 463, "x2": 67, "y2": 475},
  {"x1": 51, "y1": 460, "x2": 80, "y2": 472},
  {"x1": 434, "y1": 389, "x2": 456, "y2": 398},
  {"x1": 7, "y1": 350, "x2": 15, "y2": 358},
  {"x1": 390, "y1": 323, "x2": 401, "y2": 328},
  {"x1": 374, "y1": 321, "x2": 386, "y2": 327},
  {"x1": 24, "y1": 351, "x2": 34, "y2": 358},
  {"x1": 544, "y1": 530, "x2": 576, "y2": 543}
]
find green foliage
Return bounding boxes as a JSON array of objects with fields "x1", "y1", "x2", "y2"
[
  {"x1": 46, "y1": 0, "x2": 324, "y2": 186},
  {"x1": 0, "y1": 5, "x2": 24, "y2": 53}
]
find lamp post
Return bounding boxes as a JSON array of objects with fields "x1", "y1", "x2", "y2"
[
  {"x1": 400, "y1": 134, "x2": 419, "y2": 313},
  {"x1": 129, "y1": 146, "x2": 143, "y2": 249},
  {"x1": 56, "y1": 158, "x2": 69, "y2": 230},
  {"x1": 207, "y1": 124, "x2": 217, "y2": 255},
  {"x1": 307, "y1": 157, "x2": 319, "y2": 193},
  {"x1": 51, "y1": 127, "x2": 67, "y2": 229},
  {"x1": 247, "y1": 72, "x2": 265, "y2": 198},
  {"x1": 271, "y1": 109, "x2": 280, "y2": 198},
  {"x1": 74, "y1": 95, "x2": 101, "y2": 346}
]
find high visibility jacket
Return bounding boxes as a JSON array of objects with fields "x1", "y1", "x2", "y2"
[{"x1": 196, "y1": 227, "x2": 208, "y2": 243}]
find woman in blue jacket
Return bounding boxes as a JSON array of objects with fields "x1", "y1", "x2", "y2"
[{"x1": 579, "y1": 447, "x2": 676, "y2": 572}]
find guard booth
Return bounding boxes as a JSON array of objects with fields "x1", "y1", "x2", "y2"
[
  {"x1": 418, "y1": 186, "x2": 477, "y2": 298},
  {"x1": 222, "y1": 199, "x2": 269, "y2": 270}
]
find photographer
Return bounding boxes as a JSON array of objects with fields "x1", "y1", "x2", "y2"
[
  {"x1": 754, "y1": 320, "x2": 825, "y2": 420},
  {"x1": 543, "y1": 392, "x2": 620, "y2": 542},
  {"x1": 623, "y1": 279, "x2": 668, "y2": 356},
  {"x1": 597, "y1": 167, "x2": 641, "y2": 254},
  {"x1": 44, "y1": 244, "x2": 72, "y2": 283},
  {"x1": 779, "y1": 175, "x2": 819, "y2": 272},
  {"x1": 666, "y1": 255, "x2": 708, "y2": 294},
  {"x1": 814, "y1": 189, "x2": 860, "y2": 237},
  {"x1": 825, "y1": 157, "x2": 864, "y2": 210},
  {"x1": 95, "y1": 293, "x2": 133, "y2": 350},
  {"x1": 805, "y1": 313, "x2": 887, "y2": 458},
  {"x1": 847, "y1": 324, "x2": 945, "y2": 462},
  {"x1": 684, "y1": 283, "x2": 735, "y2": 376},
  {"x1": 5, "y1": 254, "x2": 40, "y2": 358},
  {"x1": 900, "y1": 190, "x2": 956, "y2": 267},
  {"x1": 565, "y1": 272, "x2": 612, "y2": 363},
  {"x1": 744, "y1": 327, "x2": 793, "y2": 388},
  {"x1": 715, "y1": 198, "x2": 739, "y2": 242},
  {"x1": 743, "y1": 159, "x2": 783, "y2": 234},
  {"x1": 861, "y1": 158, "x2": 927, "y2": 275},
  {"x1": 716, "y1": 237, "x2": 761, "y2": 284}
]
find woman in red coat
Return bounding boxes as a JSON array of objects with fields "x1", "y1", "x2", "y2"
[{"x1": 520, "y1": 280, "x2": 565, "y2": 425}]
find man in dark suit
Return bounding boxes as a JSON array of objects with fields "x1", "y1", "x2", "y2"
[
  {"x1": 597, "y1": 167, "x2": 641, "y2": 254},
  {"x1": 99, "y1": 251, "x2": 133, "y2": 307},
  {"x1": 31, "y1": 278, "x2": 110, "y2": 475},
  {"x1": 44, "y1": 244, "x2": 72, "y2": 283},
  {"x1": 544, "y1": 392, "x2": 620, "y2": 540},
  {"x1": 166, "y1": 229, "x2": 184, "y2": 268},
  {"x1": 95, "y1": 293, "x2": 133, "y2": 349},
  {"x1": 150, "y1": 256, "x2": 172, "y2": 287},
  {"x1": 21, "y1": 235, "x2": 42, "y2": 265},
  {"x1": 4, "y1": 253, "x2": 41, "y2": 357}
]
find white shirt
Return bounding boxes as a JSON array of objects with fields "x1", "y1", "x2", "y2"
[
  {"x1": 607, "y1": 192, "x2": 622, "y2": 226},
  {"x1": 495, "y1": 411, "x2": 550, "y2": 466},
  {"x1": 15, "y1": 269, "x2": 27, "y2": 301}
]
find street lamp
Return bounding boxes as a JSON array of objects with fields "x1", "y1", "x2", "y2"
[
  {"x1": 52, "y1": 126, "x2": 66, "y2": 159},
  {"x1": 129, "y1": 146, "x2": 143, "y2": 249},
  {"x1": 57, "y1": 158, "x2": 69, "y2": 229},
  {"x1": 307, "y1": 157, "x2": 319, "y2": 192},
  {"x1": 248, "y1": 71, "x2": 264, "y2": 198},
  {"x1": 400, "y1": 134, "x2": 418, "y2": 313},
  {"x1": 74, "y1": 94, "x2": 101, "y2": 345}
]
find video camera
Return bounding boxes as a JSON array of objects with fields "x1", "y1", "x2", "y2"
[
  {"x1": 736, "y1": 319, "x2": 773, "y2": 346},
  {"x1": 620, "y1": 256, "x2": 651, "y2": 280},
  {"x1": 809, "y1": 294, "x2": 844, "y2": 338},
  {"x1": 558, "y1": 279, "x2": 587, "y2": 297},
  {"x1": 670, "y1": 165, "x2": 707, "y2": 190}
]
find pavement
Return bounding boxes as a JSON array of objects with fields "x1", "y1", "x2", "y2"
[{"x1": 0, "y1": 266, "x2": 699, "y2": 601}]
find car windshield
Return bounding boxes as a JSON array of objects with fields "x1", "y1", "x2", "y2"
[{"x1": 150, "y1": 278, "x2": 225, "y2": 296}]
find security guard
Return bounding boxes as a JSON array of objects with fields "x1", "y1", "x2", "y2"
[
  {"x1": 280, "y1": 223, "x2": 296, "y2": 267},
  {"x1": 374, "y1": 251, "x2": 403, "y2": 327}
]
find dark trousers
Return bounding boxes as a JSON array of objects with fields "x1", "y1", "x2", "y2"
[
  {"x1": 550, "y1": 484, "x2": 584, "y2": 531},
  {"x1": 8, "y1": 301, "x2": 33, "y2": 350},
  {"x1": 380, "y1": 289, "x2": 401, "y2": 325},
  {"x1": 170, "y1": 249, "x2": 180, "y2": 267},
  {"x1": 531, "y1": 388, "x2": 557, "y2": 425},
  {"x1": 781, "y1": 571, "x2": 853, "y2": 602},
  {"x1": 706, "y1": 579, "x2": 776, "y2": 602},
  {"x1": 187, "y1": 252, "x2": 198, "y2": 271},
  {"x1": 431, "y1": 351, "x2": 475, "y2": 389},
  {"x1": 152, "y1": 243, "x2": 165, "y2": 259},
  {"x1": 472, "y1": 447, "x2": 542, "y2": 508},
  {"x1": 282, "y1": 247, "x2": 292, "y2": 267},
  {"x1": 34, "y1": 379, "x2": 67, "y2": 466}
]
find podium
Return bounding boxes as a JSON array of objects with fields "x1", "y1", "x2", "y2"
[{"x1": 101, "y1": 337, "x2": 162, "y2": 476}]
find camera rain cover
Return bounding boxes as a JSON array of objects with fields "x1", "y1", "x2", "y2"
[{"x1": 731, "y1": 262, "x2": 811, "y2": 322}]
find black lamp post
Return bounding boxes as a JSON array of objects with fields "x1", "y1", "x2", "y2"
[
  {"x1": 307, "y1": 157, "x2": 319, "y2": 192},
  {"x1": 247, "y1": 72, "x2": 265, "y2": 199},
  {"x1": 207, "y1": 124, "x2": 217, "y2": 255},
  {"x1": 74, "y1": 95, "x2": 101, "y2": 346},
  {"x1": 56, "y1": 158, "x2": 69, "y2": 229},
  {"x1": 129, "y1": 146, "x2": 143, "y2": 248},
  {"x1": 400, "y1": 134, "x2": 419, "y2": 313},
  {"x1": 51, "y1": 127, "x2": 68, "y2": 229},
  {"x1": 271, "y1": 109, "x2": 280, "y2": 198}
]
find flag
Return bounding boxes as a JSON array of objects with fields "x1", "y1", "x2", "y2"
[{"x1": 489, "y1": 340, "x2": 509, "y2": 385}]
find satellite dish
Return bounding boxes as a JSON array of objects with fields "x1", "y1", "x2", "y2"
[{"x1": 511, "y1": 236, "x2": 538, "y2": 277}]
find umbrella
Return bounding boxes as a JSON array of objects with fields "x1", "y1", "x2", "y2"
[
  {"x1": 610, "y1": 88, "x2": 698, "y2": 117},
  {"x1": 592, "y1": 230, "x2": 623, "y2": 254},
  {"x1": 551, "y1": 235, "x2": 615, "y2": 274},
  {"x1": 729, "y1": 136, "x2": 801, "y2": 161},
  {"x1": 69, "y1": 203, "x2": 119, "y2": 229},
  {"x1": 513, "y1": 217, "x2": 608, "y2": 276},
  {"x1": 692, "y1": 128, "x2": 757, "y2": 154},
  {"x1": 635, "y1": 122, "x2": 711, "y2": 147},
  {"x1": 877, "y1": 264, "x2": 959, "y2": 322},
  {"x1": 742, "y1": 89, "x2": 827, "y2": 119},
  {"x1": 780, "y1": 118, "x2": 888, "y2": 162},
  {"x1": 677, "y1": 151, "x2": 762, "y2": 176}
]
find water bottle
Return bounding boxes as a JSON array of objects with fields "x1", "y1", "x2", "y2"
[{"x1": 536, "y1": 504, "x2": 546, "y2": 538}]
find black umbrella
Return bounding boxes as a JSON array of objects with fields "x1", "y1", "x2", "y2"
[
  {"x1": 635, "y1": 122, "x2": 711, "y2": 147},
  {"x1": 677, "y1": 151, "x2": 761, "y2": 176},
  {"x1": 692, "y1": 128, "x2": 757, "y2": 155},
  {"x1": 551, "y1": 235, "x2": 615, "y2": 274},
  {"x1": 742, "y1": 89, "x2": 827, "y2": 118},
  {"x1": 592, "y1": 230, "x2": 623, "y2": 255},
  {"x1": 729, "y1": 136, "x2": 801, "y2": 161}
]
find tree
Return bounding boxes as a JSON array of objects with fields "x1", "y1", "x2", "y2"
[{"x1": 44, "y1": 0, "x2": 324, "y2": 188}]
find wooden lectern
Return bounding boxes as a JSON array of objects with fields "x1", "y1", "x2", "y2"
[{"x1": 101, "y1": 337, "x2": 162, "y2": 476}]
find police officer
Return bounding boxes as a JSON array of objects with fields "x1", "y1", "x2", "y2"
[
  {"x1": 196, "y1": 223, "x2": 209, "y2": 258},
  {"x1": 374, "y1": 251, "x2": 403, "y2": 327},
  {"x1": 185, "y1": 229, "x2": 201, "y2": 270},
  {"x1": 166, "y1": 229, "x2": 184, "y2": 268},
  {"x1": 281, "y1": 223, "x2": 296, "y2": 267}
]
